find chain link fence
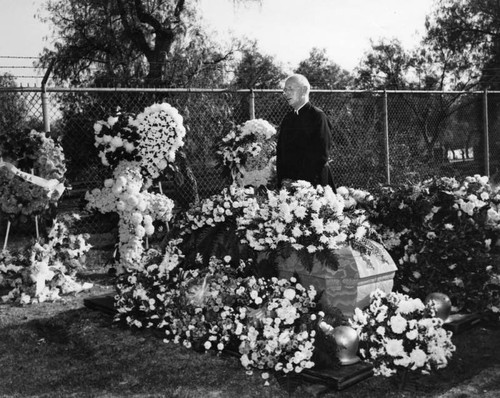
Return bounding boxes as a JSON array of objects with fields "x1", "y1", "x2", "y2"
[{"x1": 1, "y1": 87, "x2": 498, "y2": 235}]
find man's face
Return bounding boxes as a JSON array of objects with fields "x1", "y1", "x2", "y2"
[{"x1": 283, "y1": 79, "x2": 305, "y2": 110}]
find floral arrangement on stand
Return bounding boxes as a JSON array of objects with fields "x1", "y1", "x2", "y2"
[
  {"x1": 366, "y1": 175, "x2": 500, "y2": 313},
  {"x1": 93, "y1": 102, "x2": 186, "y2": 183},
  {"x1": 0, "y1": 214, "x2": 92, "y2": 304},
  {"x1": 350, "y1": 289, "x2": 456, "y2": 382},
  {"x1": 87, "y1": 102, "x2": 186, "y2": 272},
  {"x1": 217, "y1": 119, "x2": 277, "y2": 187},
  {"x1": 0, "y1": 130, "x2": 66, "y2": 223}
]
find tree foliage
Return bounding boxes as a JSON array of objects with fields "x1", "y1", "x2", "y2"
[
  {"x1": 36, "y1": 0, "x2": 240, "y2": 86},
  {"x1": 295, "y1": 48, "x2": 353, "y2": 89},
  {"x1": 424, "y1": 0, "x2": 500, "y2": 89},
  {"x1": 231, "y1": 41, "x2": 286, "y2": 89},
  {"x1": 354, "y1": 39, "x2": 412, "y2": 90}
]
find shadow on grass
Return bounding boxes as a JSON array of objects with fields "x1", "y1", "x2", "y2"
[
  {"x1": 0, "y1": 306, "x2": 286, "y2": 397},
  {"x1": 0, "y1": 299, "x2": 499, "y2": 398}
]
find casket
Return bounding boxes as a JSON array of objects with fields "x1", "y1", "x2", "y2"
[{"x1": 277, "y1": 240, "x2": 397, "y2": 316}]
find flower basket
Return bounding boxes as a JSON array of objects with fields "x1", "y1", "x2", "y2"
[{"x1": 277, "y1": 240, "x2": 397, "y2": 316}]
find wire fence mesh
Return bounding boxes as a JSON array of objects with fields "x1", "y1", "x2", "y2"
[{"x1": 0, "y1": 87, "x2": 497, "y2": 236}]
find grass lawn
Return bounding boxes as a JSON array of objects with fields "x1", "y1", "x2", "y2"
[{"x1": 1, "y1": 248, "x2": 499, "y2": 398}]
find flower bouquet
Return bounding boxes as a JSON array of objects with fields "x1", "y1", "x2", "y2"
[
  {"x1": 217, "y1": 119, "x2": 277, "y2": 187},
  {"x1": 235, "y1": 275, "x2": 319, "y2": 375},
  {"x1": 93, "y1": 109, "x2": 140, "y2": 168},
  {"x1": 349, "y1": 289, "x2": 456, "y2": 378}
]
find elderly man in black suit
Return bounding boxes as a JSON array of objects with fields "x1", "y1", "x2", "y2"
[{"x1": 276, "y1": 74, "x2": 336, "y2": 190}]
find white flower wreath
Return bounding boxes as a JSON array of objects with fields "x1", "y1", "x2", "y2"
[
  {"x1": 93, "y1": 102, "x2": 186, "y2": 182},
  {"x1": 135, "y1": 102, "x2": 186, "y2": 180}
]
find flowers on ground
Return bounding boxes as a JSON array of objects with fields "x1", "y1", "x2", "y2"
[
  {"x1": 349, "y1": 289, "x2": 456, "y2": 377},
  {"x1": 115, "y1": 253, "x2": 321, "y2": 375},
  {"x1": 0, "y1": 214, "x2": 92, "y2": 304},
  {"x1": 237, "y1": 275, "x2": 318, "y2": 374}
]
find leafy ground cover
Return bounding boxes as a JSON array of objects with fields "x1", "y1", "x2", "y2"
[{"x1": 0, "y1": 247, "x2": 499, "y2": 398}]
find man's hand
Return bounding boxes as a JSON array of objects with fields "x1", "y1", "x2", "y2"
[{"x1": 0, "y1": 161, "x2": 15, "y2": 173}]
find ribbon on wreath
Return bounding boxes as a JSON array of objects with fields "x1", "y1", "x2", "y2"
[{"x1": 0, "y1": 160, "x2": 65, "y2": 200}]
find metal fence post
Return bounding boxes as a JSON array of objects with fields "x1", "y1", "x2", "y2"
[
  {"x1": 383, "y1": 90, "x2": 391, "y2": 184},
  {"x1": 249, "y1": 89, "x2": 255, "y2": 120},
  {"x1": 41, "y1": 60, "x2": 54, "y2": 133},
  {"x1": 483, "y1": 89, "x2": 490, "y2": 177}
]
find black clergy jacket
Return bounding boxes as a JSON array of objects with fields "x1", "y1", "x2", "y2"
[{"x1": 276, "y1": 102, "x2": 336, "y2": 190}]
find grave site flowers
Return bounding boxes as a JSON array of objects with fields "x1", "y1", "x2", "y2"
[
  {"x1": 93, "y1": 102, "x2": 186, "y2": 183},
  {"x1": 92, "y1": 105, "x2": 498, "y2": 389},
  {"x1": 3, "y1": 102, "x2": 500, "y2": 396},
  {"x1": 114, "y1": 252, "x2": 327, "y2": 378}
]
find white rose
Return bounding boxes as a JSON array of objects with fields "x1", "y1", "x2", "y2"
[
  {"x1": 111, "y1": 136, "x2": 123, "y2": 148},
  {"x1": 390, "y1": 314, "x2": 408, "y2": 334},
  {"x1": 93, "y1": 122, "x2": 103, "y2": 133},
  {"x1": 283, "y1": 288, "x2": 296, "y2": 301},
  {"x1": 107, "y1": 116, "x2": 119, "y2": 126}
]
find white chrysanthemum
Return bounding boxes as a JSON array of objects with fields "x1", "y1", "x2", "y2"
[
  {"x1": 410, "y1": 348, "x2": 427, "y2": 369},
  {"x1": 390, "y1": 314, "x2": 408, "y2": 334},
  {"x1": 385, "y1": 338, "x2": 405, "y2": 357}
]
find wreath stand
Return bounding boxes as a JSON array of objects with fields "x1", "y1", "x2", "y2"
[
  {"x1": 1, "y1": 168, "x2": 42, "y2": 252},
  {"x1": 2, "y1": 216, "x2": 41, "y2": 252}
]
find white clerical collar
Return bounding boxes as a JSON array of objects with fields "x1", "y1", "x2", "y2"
[{"x1": 294, "y1": 102, "x2": 307, "y2": 114}]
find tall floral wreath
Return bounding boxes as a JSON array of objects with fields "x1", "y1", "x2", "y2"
[
  {"x1": 217, "y1": 118, "x2": 277, "y2": 187},
  {"x1": 0, "y1": 130, "x2": 66, "y2": 219},
  {"x1": 93, "y1": 102, "x2": 186, "y2": 182}
]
